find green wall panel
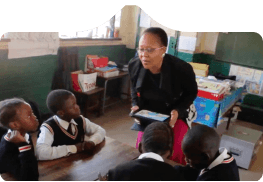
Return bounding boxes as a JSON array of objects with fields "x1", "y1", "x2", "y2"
[
  {"x1": 0, "y1": 55, "x2": 57, "y2": 113},
  {"x1": 0, "y1": 44, "x2": 129, "y2": 113},
  {"x1": 177, "y1": 51, "x2": 193, "y2": 62}
]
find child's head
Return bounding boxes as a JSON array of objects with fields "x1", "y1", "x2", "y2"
[
  {"x1": 0, "y1": 98, "x2": 39, "y2": 134},
  {"x1": 46, "y1": 89, "x2": 81, "y2": 121},
  {"x1": 139, "y1": 122, "x2": 174, "y2": 159},
  {"x1": 182, "y1": 124, "x2": 220, "y2": 170}
]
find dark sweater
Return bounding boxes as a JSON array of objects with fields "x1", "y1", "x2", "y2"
[
  {"x1": 108, "y1": 158, "x2": 180, "y2": 181},
  {"x1": 0, "y1": 133, "x2": 39, "y2": 181},
  {"x1": 174, "y1": 155, "x2": 240, "y2": 181},
  {"x1": 41, "y1": 116, "x2": 85, "y2": 146}
]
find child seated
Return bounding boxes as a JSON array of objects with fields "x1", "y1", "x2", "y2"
[
  {"x1": 36, "y1": 89, "x2": 106, "y2": 160},
  {"x1": 0, "y1": 98, "x2": 39, "y2": 180},
  {"x1": 175, "y1": 124, "x2": 240, "y2": 181},
  {"x1": 104, "y1": 122, "x2": 179, "y2": 181}
]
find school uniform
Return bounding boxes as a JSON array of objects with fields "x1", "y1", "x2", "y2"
[
  {"x1": 36, "y1": 115, "x2": 106, "y2": 160},
  {"x1": 0, "y1": 130, "x2": 39, "y2": 181},
  {"x1": 174, "y1": 148, "x2": 240, "y2": 181},
  {"x1": 108, "y1": 152, "x2": 179, "y2": 181}
]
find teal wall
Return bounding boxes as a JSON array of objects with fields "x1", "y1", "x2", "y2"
[
  {"x1": 0, "y1": 44, "x2": 131, "y2": 114},
  {"x1": 193, "y1": 53, "x2": 231, "y2": 76},
  {"x1": 0, "y1": 53, "x2": 57, "y2": 113},
  {"x1": 177, "y1": 51, "x2": 194, "y2": 62}
]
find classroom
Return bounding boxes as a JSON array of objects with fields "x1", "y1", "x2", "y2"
[{"x1": 0, "y1": 4, "x2": 263, "y2": 181}]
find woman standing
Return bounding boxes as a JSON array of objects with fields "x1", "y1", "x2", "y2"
[{"x1": 129, "y1": 27, "x2": 198, "y2": 165}]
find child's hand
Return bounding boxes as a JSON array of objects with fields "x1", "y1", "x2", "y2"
[
  {"x1": 83, "y1": 141, "x2": 96, "y2": 151},
  {"x1": 8, "y1": 130, "x2": 26, "y2": 144}
]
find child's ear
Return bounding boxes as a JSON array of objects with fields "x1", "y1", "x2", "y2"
[
  {"x1": 9, "y1": 121, "x2": 21, "y2": 130},
  {"x1": 57, "y1": 110, "x2": 64, "y2": 117}
]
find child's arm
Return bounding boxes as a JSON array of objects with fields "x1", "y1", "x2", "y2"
[
  {"x1": 83, "y1": 117, "x2": 106, "y2": 145},
  {"x1": 0, "y1": 131, "x2": 39, "y2": 180},
  {"x1": 36, "y1": 125, "x2": 81, "y2": 160}
]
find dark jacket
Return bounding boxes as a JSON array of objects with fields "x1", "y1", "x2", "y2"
[
  {"x1": 128, "y1": 54, "x2": 198, "y2": 119},
  {"x1": 108, "y1": 158, "x2": 179, "y2": 181},
  {"x1": 174, "y1": 156, "x2": 240, "y2": 181},
  {"x1": 0, "y1": 133, "x2": 39, "y2": 181}
]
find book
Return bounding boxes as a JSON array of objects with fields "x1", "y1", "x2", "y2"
[{"x1": 130, "y1": 109, "x2": 170, "y2": 131}]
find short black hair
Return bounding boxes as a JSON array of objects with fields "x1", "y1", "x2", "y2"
[
  {"x1": 0, "y1": 98, "x2": 25, "y2": 128},
  {"x1": 143, "y1": 27, "x2": 168, "y2": 47},
  {"x1": 182, "y1": 124, "x2": 220, "y2": 153},
  {"x1": 46, "y1": 89, "x2": 74, "y2": 114},
  {"x1": 142, "y1": 122, "x2": 174, "y2": 156}
]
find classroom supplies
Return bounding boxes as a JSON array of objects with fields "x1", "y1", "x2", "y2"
[
  {"x1": 220, "y1": 125, "x2": 263, "y2": 169},
  {"x1": 193, "y1": 87, "x2": 244, "y2": 128},
  {"x1": 196, "y1": 76, "x2": 229, "y2": 101},
  {"x1": 86, "y1": 66, "x2": 119, "y2": 78},
  {"x1": 71, "y1": 70, "x2": 97, "y2": 92},
  {"x1": 84, "y1": 55, "x2": 109, "y2": 71}
]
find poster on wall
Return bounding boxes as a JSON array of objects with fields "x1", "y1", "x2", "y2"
[{"x1": 229, "y1": 64, "x2": 263, "y2": 96}]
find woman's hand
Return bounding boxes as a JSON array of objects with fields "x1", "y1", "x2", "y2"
[
  {"x1": 131, "y1": 106, "x2": 140, "y2": 125},
  {"x1": 169, "y1": 110, "x2": 179, "y2": 128},
  {"x1": 131, "y1": 105, "x2": 139, "y2": 112}
]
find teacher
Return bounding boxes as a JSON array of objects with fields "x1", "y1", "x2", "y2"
[{"x1": 129, "y1": 27, "x2": 198, "y2": 165}]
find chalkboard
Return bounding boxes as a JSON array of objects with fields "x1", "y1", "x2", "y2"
[{"x1": 215, "y1": 32, "x2": 263, "y2": 70}]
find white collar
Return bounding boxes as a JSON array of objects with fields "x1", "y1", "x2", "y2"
[
  {"x1": 6, "y1": 129, "x2": 30, "y2": 144},
  {"x1": 55, "y1": 115, "x2": 78, "y2": 130},
  {"x1": 138, "y1": 152, "x2": 164, "y2": 162},
  {"x1": 207, "y1": 147, "x2": 230, "y2": 170}
]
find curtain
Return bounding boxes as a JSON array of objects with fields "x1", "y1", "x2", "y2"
[
  {"x1": 7, "y1": 32, "x2": 59, "y2": 59},
  {"x1": 51, "y1": 47, "x2": 79, "y2": 91}
]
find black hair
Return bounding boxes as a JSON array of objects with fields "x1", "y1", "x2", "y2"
[
  {"x1": 0, "y1": 98, "x2": 25, "y2": 128},
  {"x1": 142, "y1": 122, "x2": 174, "y2": 156},
  {"x1": 46, "y1": 89, "x2": 74, "y2": 114},
  {"x1": 143, "y1": 27, "x2": 168, "y2": 47},
  {"x1": 182, "y1": 124, "x2": 220, "y2": 153}
]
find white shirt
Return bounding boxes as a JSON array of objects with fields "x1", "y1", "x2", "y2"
[
  {"x1": 200, "y1": 148, "x2": 230, "y2": 176},
  {"x1": 36, "y1": 115, "x2": 106, "y2": 160},
  {"x1": 138, "y1": 152, "x2": 164, "y2": 162}
]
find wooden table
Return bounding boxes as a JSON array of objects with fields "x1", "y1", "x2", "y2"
[
  {"x1": 1, "y1": 137, "x2": 140, "y2": 181},
  {"x1": 73, "y1": 87, "x2": 105, "y2": 117}
]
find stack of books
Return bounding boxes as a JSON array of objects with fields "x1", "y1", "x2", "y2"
[
  {"x1": 196, "y1": 77, "x2": 228, "y2": 101},
  {"x1": 87, "y1": 66, "x2": 119, "y2": 78}
]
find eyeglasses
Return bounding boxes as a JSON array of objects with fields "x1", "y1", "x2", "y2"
[{"x1": 136, "y1": 47, "x2": 165, "y2": 54}]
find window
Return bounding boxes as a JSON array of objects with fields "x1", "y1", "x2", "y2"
[{"x1": 59, "y1": 10, "x2": 121, "y2": 39}]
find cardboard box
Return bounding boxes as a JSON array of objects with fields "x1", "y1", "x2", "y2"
[
  {"x1": 189, "y1": 62, "x2": 209, "y2": 77},
  {"x1": 193, "y1": 87, "x2": 244, "y2": 127},
  {"x1": 220, "y1": 125, "x2": 263, "y2": 169}
]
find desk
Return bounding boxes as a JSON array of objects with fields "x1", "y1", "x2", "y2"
[
  {"x1": 73, "y1": 87, "x2": 105, "y2": 117},
  {"x1": 97, "y1": 71, "x2": 129, "y2": 114},
  {"x1": 1, "y1": 137, "x2": 140, "y2": 181}
]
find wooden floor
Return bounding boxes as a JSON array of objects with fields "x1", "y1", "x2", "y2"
[{"x1": 31, "y1": 99, "x2": 263, "y2": 181}]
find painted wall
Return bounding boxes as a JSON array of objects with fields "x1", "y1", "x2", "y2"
[
  {"x1": 119, "y1": 5, "x2": 140, "y2": 49},
  {"x1": 0, "y1": 44, "x2": 130, "y2": 113}
]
